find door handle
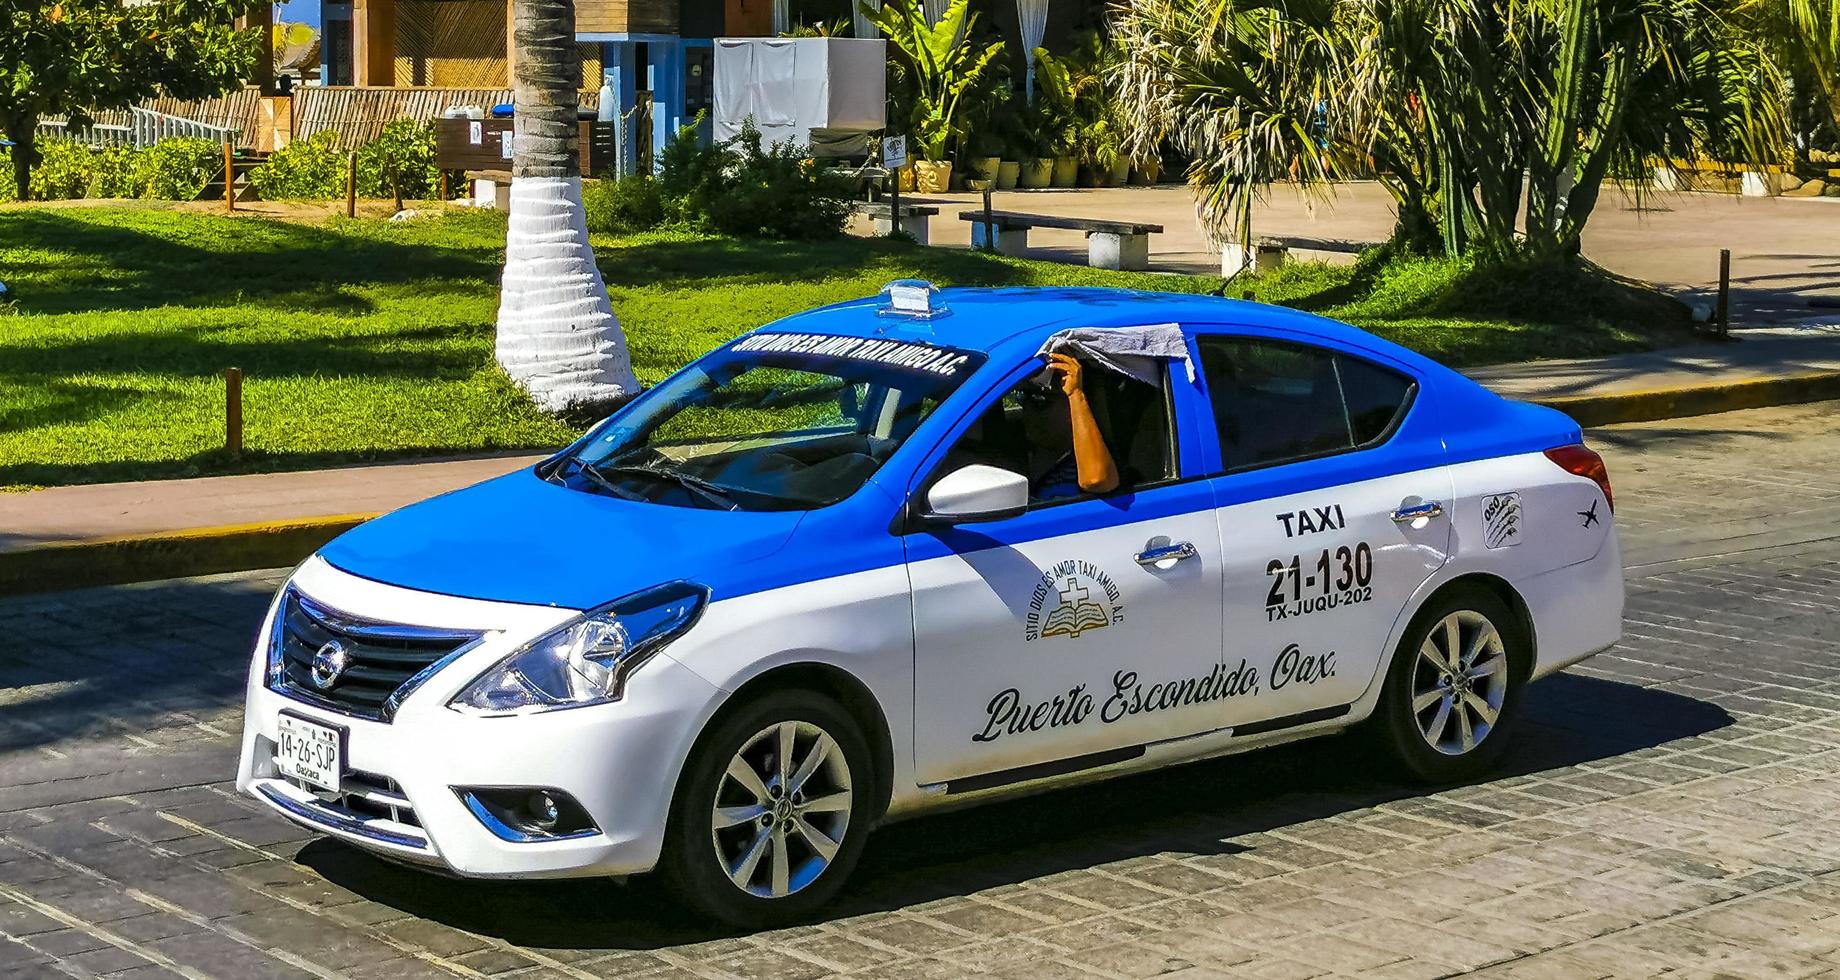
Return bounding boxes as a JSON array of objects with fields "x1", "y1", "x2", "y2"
[
  {"x1": 1391, "y1": 500, "x2": 1445, "y2": 523},
  {"x1": 1135, "y1": 541, "x2": 1198, "y2": 566}
]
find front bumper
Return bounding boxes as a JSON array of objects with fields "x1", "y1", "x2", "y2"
[{"x1": 236, "y1": 558, "x2": 724, "y2": 879}]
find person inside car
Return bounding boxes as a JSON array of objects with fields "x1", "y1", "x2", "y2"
[{"x1": 1022, "y1": 353, "x2": 1121, "y2": 499}]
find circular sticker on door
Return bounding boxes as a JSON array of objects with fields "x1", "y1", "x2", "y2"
[{"x1": 1025, "y1": 560, "x2": 1124, "y2": 641}]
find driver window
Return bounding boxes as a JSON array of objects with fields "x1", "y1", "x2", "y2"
[{"x1": 941, "y1": 360, "x2": 1176, "y2": 505}]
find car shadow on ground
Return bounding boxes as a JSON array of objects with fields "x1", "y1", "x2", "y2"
[{"x1": 296, "y1": 672, "x2": 1732, "y2": 950}]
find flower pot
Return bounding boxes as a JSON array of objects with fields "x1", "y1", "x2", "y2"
[
  {"x1": 1077, "y1": 164, "x2": 1103, "y2": 188},
  {"x1": 1109, "y1": 157, "x2": 1131, "y2": 186},
  {"x1": 1052, "y1": 156, "x2": 1079, "y2": 187},
  {"x1": 913, "y1": 159, "x2": 953, "y2": 194},
  {"x1": 966, "y1": 178, "x2": 994, "y2": 192},
  {"x1": 898, "y1": 164, "x2": 917, "y2": 192},
  {"x1": 1130, "y1": 160, "x2": 1162, "y2": 186},
  {"x1": 1020, "y1": 158, "x2": 1054, "y2": 189},
  {"x1": 996, "y1": 160, "x2": 1020, "y2": 190},
  {"x1": 968, "y1": 156, "x2": 1001, "y2": 181}
]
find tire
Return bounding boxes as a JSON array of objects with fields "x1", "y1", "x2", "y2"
[
  {"x1": 1374, "y1": 585, "x2": 1529, "y2": 784},
  {"x1": 660, "y1": 690, "x2": 874, "y2": 929}
]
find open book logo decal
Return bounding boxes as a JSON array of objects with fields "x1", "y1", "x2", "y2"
[{"x1": 1025, "y1": 560, "x2": 1124, "y2": 642}]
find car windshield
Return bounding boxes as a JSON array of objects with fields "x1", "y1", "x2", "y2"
[{"x1": 547, "y1": 332, "x2": 986, "y2": 511}]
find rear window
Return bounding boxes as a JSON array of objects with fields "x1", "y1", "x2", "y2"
[{"x1": 1196, "y1": 337, "x2": 1416, "y2": 471}]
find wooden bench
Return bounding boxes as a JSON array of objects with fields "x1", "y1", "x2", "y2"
[
  {"x1": 852, "y1": 201, "x2": 940, "y2": 244},
  {"x1": 1223, "y1": 235, "x2": 1378, "y2": 276},
  {"x1": 958, "y1": 209, "x2": 1164, "y2": 271}
]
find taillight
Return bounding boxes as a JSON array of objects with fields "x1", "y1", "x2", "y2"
[{"x1": 1544, "y1": 444, "x2": 1613, "y2": 513}]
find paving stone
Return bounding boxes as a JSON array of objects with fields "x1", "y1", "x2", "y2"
[{"x1": 8, "y1": 403, "x2": 1840, "y2": 977}]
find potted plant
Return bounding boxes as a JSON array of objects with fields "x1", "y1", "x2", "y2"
[
  {"x1": 1011, "y1": 105, "x2": 1054, "y2": 188},
  {"x1": 868, "y1": 0, "x2": 1004, "y2": 195},
  {"x1": 1130, "y1": 155, "x2": 1162, "y2": 185},
  {"x1": 962, "y1": 128, "x2": 1003, "y2": 191},
  {"x1": 1030, "y1": 48, "x2": 1081, "y2": 187}
]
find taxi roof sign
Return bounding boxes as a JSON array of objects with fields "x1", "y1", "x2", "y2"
[{"x1": 878, "y1": 279, "x2": 949, "y2": 320}]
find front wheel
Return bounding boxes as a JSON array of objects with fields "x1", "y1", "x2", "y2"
[
  {"x1": 661, "y1": 691, "x2": 873, "y2": 929},
  {"x1": 1374, "y1": 586, "x2": 1528, "y2": 784}
]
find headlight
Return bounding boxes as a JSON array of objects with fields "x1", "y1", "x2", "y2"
[{"x1": 450, "y1": 581, "x2": 709, "y2": 716}]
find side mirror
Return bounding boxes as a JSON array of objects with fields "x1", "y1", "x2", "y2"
[{"x1": 924, "y1": 464, "x2": 1029, "y2": 524}]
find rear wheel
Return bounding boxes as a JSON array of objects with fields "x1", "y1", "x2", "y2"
[
  {"x1": 661, "y1": 691, "x2": 872, "y2": 928},
  {"x1": 1375, "y1": 586, "x2": 1528, "y2": 784}
]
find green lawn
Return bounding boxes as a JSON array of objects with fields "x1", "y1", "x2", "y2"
[{"x1": 0, "y1": 202, "x2": 1694, "y2": 489}]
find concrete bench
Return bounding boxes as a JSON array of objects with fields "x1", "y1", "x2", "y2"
[
  {"x1": 853, "y1": 201, "x2": 940, "y2": 244},
  {"x1": 464, "y1": 169, "x2": 512, "y2": 210},
  {"x1": 1650, "y1": 159, "x2": 1789, "y2": 196},
  {"x1": 959, "y1": 210, "x2": 1164, "y2": 271},
  {"x1": 1223, "y1": 236, "x2": 1378, "y2": 276}
]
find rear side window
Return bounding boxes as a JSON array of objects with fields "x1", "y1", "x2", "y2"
[{"x1": 1196, "y1": 337, "x2": 1415, "y2": 472}]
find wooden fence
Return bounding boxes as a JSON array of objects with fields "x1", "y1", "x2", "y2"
[
  {"x1": 42, "y1": 86, "x2": 608, "y2": 153},
  {"x1": 293, "y1": 86, "x2": 601, "y2": 146}
]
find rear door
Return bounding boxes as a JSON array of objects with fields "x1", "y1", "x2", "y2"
[{"x1": 1191, "y1": 333, "x2": 1454, "y2": 728}]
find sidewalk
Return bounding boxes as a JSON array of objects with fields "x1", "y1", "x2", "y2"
[{"x1": 3, "y1": 329, "x2": 1837, "y2": 593}]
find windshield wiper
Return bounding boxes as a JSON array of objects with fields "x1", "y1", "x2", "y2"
[
  {"x1": 551, "y1": 456, "x2": 644, "y2": 501},
  {"x1": 594, "y1": 464, "x2": 739, "y2": 511}
]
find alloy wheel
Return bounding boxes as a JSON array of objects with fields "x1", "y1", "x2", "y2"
[
  {"x1": 1411, "y1": 610, "x2": 1509, "y2": 756},
  {"x1": 710, "y1": 720, "x2": 853, "y2": 899}
]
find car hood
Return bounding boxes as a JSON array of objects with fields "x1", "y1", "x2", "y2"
[{"x1": 317, "y1": 467, "x2": 807, "y2": 610}]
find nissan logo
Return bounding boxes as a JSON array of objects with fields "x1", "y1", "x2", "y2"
[{"x1": 310, "y1": 639, "x2": 351, "y2": 691}]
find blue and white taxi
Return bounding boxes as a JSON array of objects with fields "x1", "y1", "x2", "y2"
[{"x1": 237, "y1": 283, "x2": 1622, "y2": 926}]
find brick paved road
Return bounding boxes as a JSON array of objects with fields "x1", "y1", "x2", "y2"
[{"x1": 5, "y1": 402, "x2": 1840, "y2": 980}]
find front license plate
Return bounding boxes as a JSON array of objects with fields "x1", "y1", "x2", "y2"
[{"x1": 275, "y1": 713, "x2": 344, "y2": 793}]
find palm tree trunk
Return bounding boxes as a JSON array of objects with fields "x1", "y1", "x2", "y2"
[{"x1": 494, "y1": 0, "x2": 637, "y2": 415}]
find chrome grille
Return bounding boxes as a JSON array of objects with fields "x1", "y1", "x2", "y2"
[{"x1": 269, "y1": 589, "x2": 479, "y2": 721}]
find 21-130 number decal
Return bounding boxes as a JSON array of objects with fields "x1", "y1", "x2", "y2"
[{"x1": 1265, "y1": 543, "x2": 1373, "y2": 621}]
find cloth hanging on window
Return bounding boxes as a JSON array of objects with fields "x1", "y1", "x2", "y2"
[
  {"x1": 922, "y1": 0, "x2": 949, "y2": 25},
  {"x1": 1016, "y1": 0, "x2": 1049, "y2": 103},
  {"x1": 772, "y1": 0, "x2": 790, "y2": 36},
  {"x1": 1037, "y1": 324, "x2": 1196, "y2": 386},
  {"x1": 853, "y1": 0, "x2": 882, "y2": 38}
]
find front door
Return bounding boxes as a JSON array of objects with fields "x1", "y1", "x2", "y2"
[{"x1": 905, "y1": 361, "x2": 1227, "y2": 787}]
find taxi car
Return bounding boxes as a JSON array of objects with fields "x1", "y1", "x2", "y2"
[{"x1": 237, "y1": 283, "x2": 1622, "y2": 927}]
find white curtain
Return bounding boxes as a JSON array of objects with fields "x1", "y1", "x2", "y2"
[
  {"x1": 772, "y1": 0, "x2": 790, "y2": 35},
  {"x1": 853, "y1": 0, "x2": 882, "y2": 38},
  {"x1": 1017, "y1": 0, "x2": 1049, "y2": 102},
  {"x1": 922, "y1": 0, "x2": 949, "y2": 25}
]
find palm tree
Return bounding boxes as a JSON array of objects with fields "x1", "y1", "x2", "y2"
[
  {"x1": 495, "y1": 0, "x2": 637, "y2": 415},
  {"x1": 1740, "y1": 0, "x2": 1840, "y2": 140},
  {"x1": 1112, "y1": 0, "x2": 1788, "y2": 261}
]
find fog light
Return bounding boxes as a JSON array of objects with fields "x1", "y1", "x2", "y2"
[
  {"x1": 527, "y1": 791, "x2": 560, "y2": 831},
  {"x1": 457, "y1": 787, "x2": 597, "y2": 841}
]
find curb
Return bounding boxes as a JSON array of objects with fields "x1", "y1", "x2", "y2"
[
  {"x1": 1534, "y1": 369, "x2": 1840, "y2": 428},
  {"x1": 0, "y1": 514, "x2": 377, "y2": 597},
  {"x1": 2, "y1": 371, "x2": 1839, "y2": 597}
]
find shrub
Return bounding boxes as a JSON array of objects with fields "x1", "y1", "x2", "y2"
[
  {"x1": 131, "y1": 137, "x2": 221, "y2": 200},
  {"x1": 703, "y1": 125, "x2": 854, "y2": 239},
  {"x1": 0, "y1": 146, "x2": 13, "y2": 202},
  {"x1": 251, "y1": 123, "x2": 444, "y2": 202},
  {"x1": 29, "y1": 140, "x2": 93, "y2": 200},
  {"x1": 657, "y1": 119, "x2": 730, "y2": 223},
  {"x1": 249, "y1": 130, "x2": 346, "y2": 199},
  {"x1": 645, "y1": 120, "x2": 853, "y2": 240},
  {"x1": 356, "y1": 120, "x2": 442, "y2": 203},
  {"x1": 89, "y1": 145, "x2": 140, "y2": 198},
  {"x1": 584, "y1": 174, "x2": 666, "y2": 233}
]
